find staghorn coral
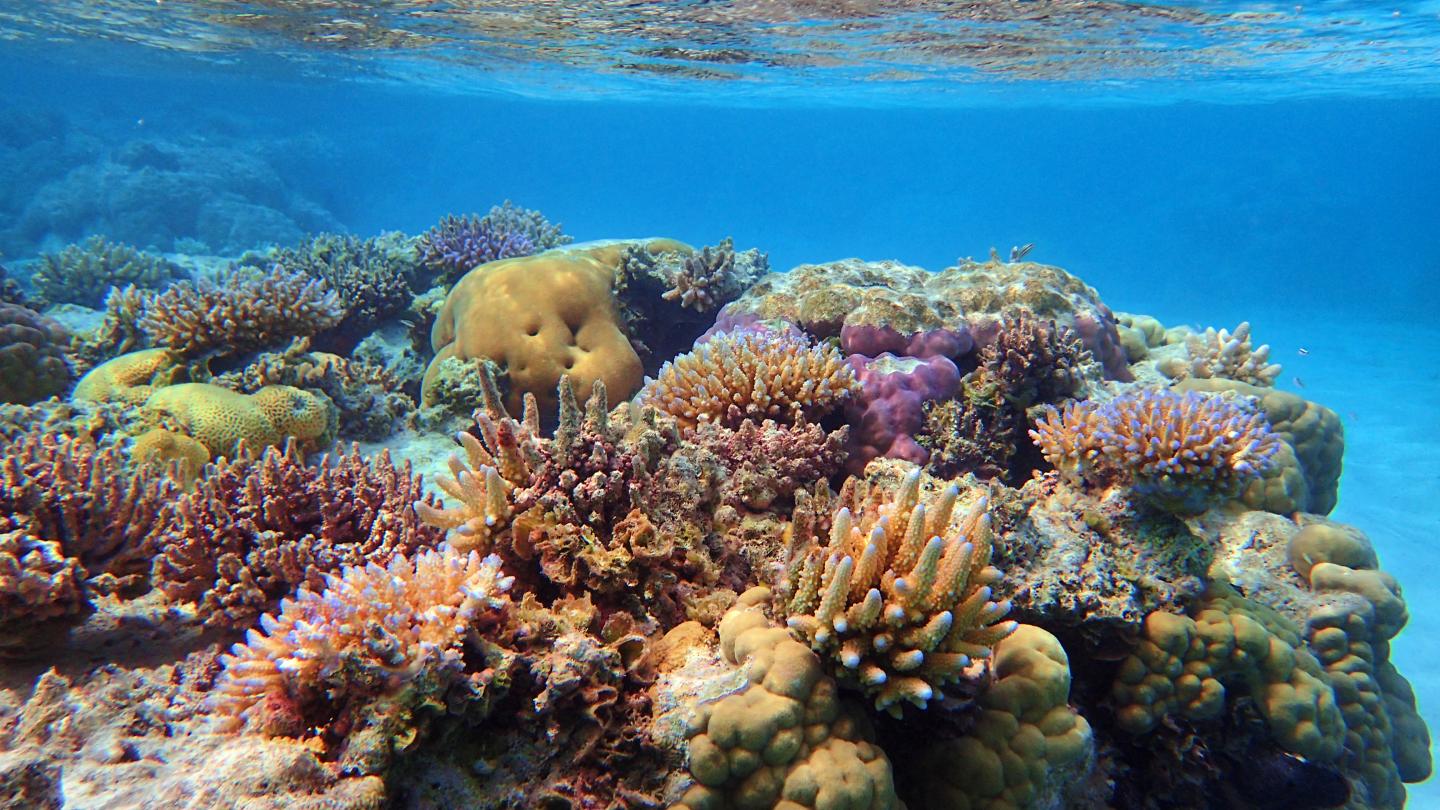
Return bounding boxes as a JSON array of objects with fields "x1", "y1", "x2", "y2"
[
  {"x1": 622, "y1": 236, "x2": 766, "y2": 314},
  {"x1": 262, "y1": 231, "x2": 419, "y2": 351},
  {"x1": 644, "y1": 329, "x2": 858, "y2": 434},
  {"x1": 140, "y1": 264, "x2": 344, "y2": 359},
  {"x1": 1161, "y1": 321, "x2": 1282, "y2": 387},
  {"x1": 418, "y1": 207, "x2": 546, "y2": 284},
  {"x1": 910, "y1": 624, "x2": 1094, "y2": 810},
  {"x1": 213, "y1": 338, "x2": 415, "y2": 441},
  {"x1": 423, "y1": 240, "x2": 678, "y2": 420},
  {"x1": 1030, "y1": 388, "x2": 1282, "y2": 514},
  {"x1": 210, "y1": 546, "x2": 512, "y2": 741},
  {"x1": 30, "y1": 235, "x2": 183, "y2": 308},
  {"x1": 674, "y1": 587, "x2": 901, "y2": 810},
  {"x1": 0, "y1": 302, "x2": 72, "y2": 405},
  {"x1": 152, "y1": 440, "x2": 446, "y2": 629},
  {"x1": 142, "y1": 382, "x2": 336, "y2": 458},
  {"x1": 779, "y1": 468, "x2": 1017, "y2": 715}
]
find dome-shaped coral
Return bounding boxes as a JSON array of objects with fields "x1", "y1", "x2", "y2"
[{"x1": 0, "y1": 303, "x2": 72, "y2": 405}]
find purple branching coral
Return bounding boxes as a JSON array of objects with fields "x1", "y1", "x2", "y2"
[
  {"x1": 688, "y1": 419, "x2": 848, "y2": 512},
  {"x1": 1029, "y1": 389, "x2": 1282, "y2": 514},
  {"x1": 210, "y1": 546, "x2": 513, "y2": 737},
  {"x1": 141, "y1": 265, "x2": 344, "y2": 359},
  {"x1": 152, "y1": 440, "x2": 446, "y2": 629},
  {"x1": 419, "y1": 201, "x2": 569, "y2": 284}
]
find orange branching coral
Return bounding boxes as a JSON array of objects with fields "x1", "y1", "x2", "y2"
[
  {"x1": 1029, "y1": 389, "x2": 1282, "y2": 513},
  {"x1": 643, "y1": 330, "x2": 858, "y2": 433},
  {"x1": 210, "y1": 546, "x2": 513, "y2": 733},
  {"x1": 780, "y1": 469, "x2": 1017, "y2": 716},
  {"x1": 140, "y1": 264, "x2": 344, "y2": 358}
]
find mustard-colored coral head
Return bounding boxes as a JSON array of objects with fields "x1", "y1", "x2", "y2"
[
  {"x1": 251, "y1": 385, "x2": 336, "y2": 446},
  {"x1": 424, "y1": 240, "x2": 671, "y2": 419},
  {"x1": 73, "y1": 347, "x2": 180, "y2": 406},
  {"x1": 131, "y1": 427, "x2": 210, "y2": 486},
  {"x1": 142, "y1": 383, "x2": 336, "y2": 459}
]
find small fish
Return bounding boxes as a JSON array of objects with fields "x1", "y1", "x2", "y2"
[
  {"x1": 399, "y1": 319, "x2": 416, "y2": 328},
  {"x1": 1010, "y1": 243, "x2": 1035, "y2": 262},
  {"x1": 1293, "y1": 376, "x2": 1306, "y2": 389},
  {"x1": 1297, "y1": 347, "x2": 1309, "y2": 356}
]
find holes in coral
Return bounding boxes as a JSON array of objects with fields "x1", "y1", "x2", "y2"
[{"x1": 525, "y1": 323, "x2": 541, "y2": 337}]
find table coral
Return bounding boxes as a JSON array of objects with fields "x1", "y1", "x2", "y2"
[
  {"x1": 0, "y1": 302, "x2": 72, "y2": 405},
  {"x1": 1030, "y1": 388, "x2": 1281, "y2": 514},
  {"x1": 673, "y1": 586, "x2": 901, "y2": 810},
  {"x1": 142, "y1": 382, "x2": 336, "y2": 458},
  {"x1": 780, "y1": 468, "x2": 1017, "y2": 715},
  {"x1": 140, "y1": 264, "x2": 344, "y2": 359},
  {"x1": 910, "y1": 624, "x2": 1093, "y2": 810},
  {"x1": 211, "y1": 546, "x2": 513, "y2": 744},
  {"x1": 152, "y1": 440, "x2": 446, "y2": 629},
  {"x1": 424, "y1": 240, "x2": 667, "y2": 420},
  {"x1": 645, "y1": 329, "x2": 858, "y2": 433},
  {"x1": 30, "y1": 235, "x2": 183, "y2": 308}
]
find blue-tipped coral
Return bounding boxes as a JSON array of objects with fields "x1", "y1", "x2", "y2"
[
  {"x1": 419, "y1": 202, "x2": 570, "y2": 283},
  {"x1": 210, "y1": 546, "x2": 513, "y2": 734},
  {"x1": 1030, "y1": 388, "x2": 1281, "y2": 514},
  {"x1": 779, "y1": 468, "x2": 1017, "y2": 716}
]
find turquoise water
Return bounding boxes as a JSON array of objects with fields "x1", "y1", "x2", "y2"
[{"x1": 2, "y1": 2, "x2": 1439, "y2": 807}]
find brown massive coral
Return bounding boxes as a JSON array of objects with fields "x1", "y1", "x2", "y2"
[
  {"x1": 140, "y1": 264, "x2": 344, "y2": 359},
  {"x1": 151, "y1": 440, "x2": 445, "y2": 629},
  {"x1": 0, "y1": 303, "x2": 72, "y2": 405}
]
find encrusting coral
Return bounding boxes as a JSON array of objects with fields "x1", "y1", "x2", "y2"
[
  {"x1": 0, "y1": 302, "x2": 72, "y2": 405},
  {"x1": 1030, "y1": 388, "x2": 1282, "y2": 514},
  {"x1": 30, "y1": 235, "x2": 183, "y2": 308},
  {"x1": 644, "y1": 329, "x2": 858, "y2": 434},
  {"x1": 674, "y1": 586, "x2": 902, "y2": 810},
  {"x1": 779, "y1": 468, "x2": 1017, "y2": 715},
  {"x1": 152, "y1": 440, "x2": 446, "y2": 629},
  {"x1": 210, "y1": 546, "x2": 513, "y2": 751},
  {"x1": 140, "y1": 264, "x2": 344, "y2": 359},
  {"x1": 141, "y1": 382, "x2": 336, "y2": 458},
  {"x1": 1160, "y1": 321, "x2": 1282, "y2": 387}
]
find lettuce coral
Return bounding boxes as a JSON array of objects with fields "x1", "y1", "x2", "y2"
[
  {"x1": 210, "y1": 546, "x2": 513, "y2": 734},
  {"x1": 644, "y1": 330, "x2": 858, "y2": 434},
  {"x1": 140, "y1": 264, "x2": 344, "y2": 359},
  {"x1": 152, "y1": 441, "x2": 446, "y2": 629},
  {"x1": 1030, "y1": 388, "x2": 1281, "y2": 514},
  {"x1": 780, "y1": 468, "x2": 1017, "y2": 715}
]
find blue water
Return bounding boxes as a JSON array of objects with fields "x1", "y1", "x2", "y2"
[{"x1": 3, "y1": 1, "x2": 1439, "y2": 805}]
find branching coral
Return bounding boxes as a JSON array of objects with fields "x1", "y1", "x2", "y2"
[
  {"x1": 70, "y1": 284, "x2": 154, "y2": 368},
  {"x1": 30, "y1": 235, "x2": 182, "y2": 308},
  {"x1": 140, "y1": 264, "x2": 344, "y2": 359},
  {"x1": 966, "y1": 311, "x2": 1092, "y2": 410},
  {"x1": 1164, "y1": 322, "x2": 1282, "y2": 387},
  {"x1": 919, "y1": 399, "x2": 1016, "y2": 481},
  {"x1": 1030, "y1": 389, "x2": 1281, "y2": 514},
  {"x1": 152, "y1": 440, "x2": 446, "y2": 629},
  {"x1": 210, "y1": 546, "x2": 513, "y2": 736},
  {"x1": 675, "y1": 587, "x2": 902, "y2": 810},
  {"x1": 621, "y1": 236, "x2": 767, "y2": 314},
  {"x1": 644, "y1": 330, "x2": 858, "y2": 433},
  {"x1": 265, "y1": 232, "x2": 418, "y2": 351},
  {"x1": 688, "y1": 419, "x2": 848, "y2": 511},
  {"x1": 0, "y1": 515, "x2": 88, "y2": 652},
  {"x1": 0, "y1": 303, "x2": 72, "y2": 405},
  {"x1": 779, "y1": 469, "x2": 1017, "y2": 715},
  {"x1": 418, "y1": 207, "x2": 547, "y2": 283}
]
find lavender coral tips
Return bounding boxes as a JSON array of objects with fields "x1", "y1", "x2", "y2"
[
  {"x1": 1030, "y1": 388, "x2": 1282, "y2": 513},
  {"x1": 419, "y1": 212, "x2": 538, "y2": 281},
  {"x1": 643, "y1": 330, "x2": 858, "y2": 433},
  {"x1": 210, "y1": 546, "x2": 512, "y2": 732}
]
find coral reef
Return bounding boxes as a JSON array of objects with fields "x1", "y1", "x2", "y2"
[
  {"x1": 687, "y1": 419, "x2": 849, "y2": 512},
  {"x1": 211, "y1": 546, "x2": 512, "y2": 746},
  {"x1": 780, "y1": 467, "x2": 1017, "y2": 715},
  {"x1": 152, "y1": 440, "x2": 445, "y2": 629},
  {"x1": 260, "y1": 231, "x2": 419, "y2": 352},
  {"x1": 844, "y1": 352, "x2": 960, "y2": 470},
  {"x1": 424, "y1": 240, "x2": 677, "y2": 420},
  {"x1": 644, "y1": 329, "x2": 858, "y2": 433},
  {"x1": 0, "y1": 302, "x2": 72, "y2": 405},
  {"x1": 69, "y1": 283, "x2": 154, "y2": 368},
  {"x1": 30, "y1": 235, "x2": 183, "y2": 308},
  {"x1": 142, "y1": 382, "x2": 337, "y2": 457},
  {"x1": 673, "y1": 587, "x2": 902, "y2": 810},
  {"x1": 0, "y1": 260, "x2": 25, "y2": 305},
  {"x1": 140, "y1": 264, "x2": 345, "y2": 359},
  {"x1": 1030, "y1": 388, "x2": 1282, "y2": 514},
  {"x1": 72, "y1": 347, "x2": 180, "y2": 406},
  {"x1": 418, "y1": 205, "x2": 555, "y2": 284},
  {"x1": 213, "y1": 338, "x2": 416, "y2": 441},
  {"x1": 1160, "y1": 321, "x2": 1282, "y2": 386}
]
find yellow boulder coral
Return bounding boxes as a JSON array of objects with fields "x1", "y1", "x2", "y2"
[
  {"x1": 131, "y1": 427, "x2": 210, "y2": 485},
  {"x1": 915, "y1": 625, "x2": 1093, "y2": 810},
  {"x1": 72, "y1": 348, "x2": 181, "y2": 406},
  {"x1": 423, "y1": 239, "x2": 685, "y2": 419},
  {"x1": 142, "y1": 383, "x2": 336, "y2": 458}
]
